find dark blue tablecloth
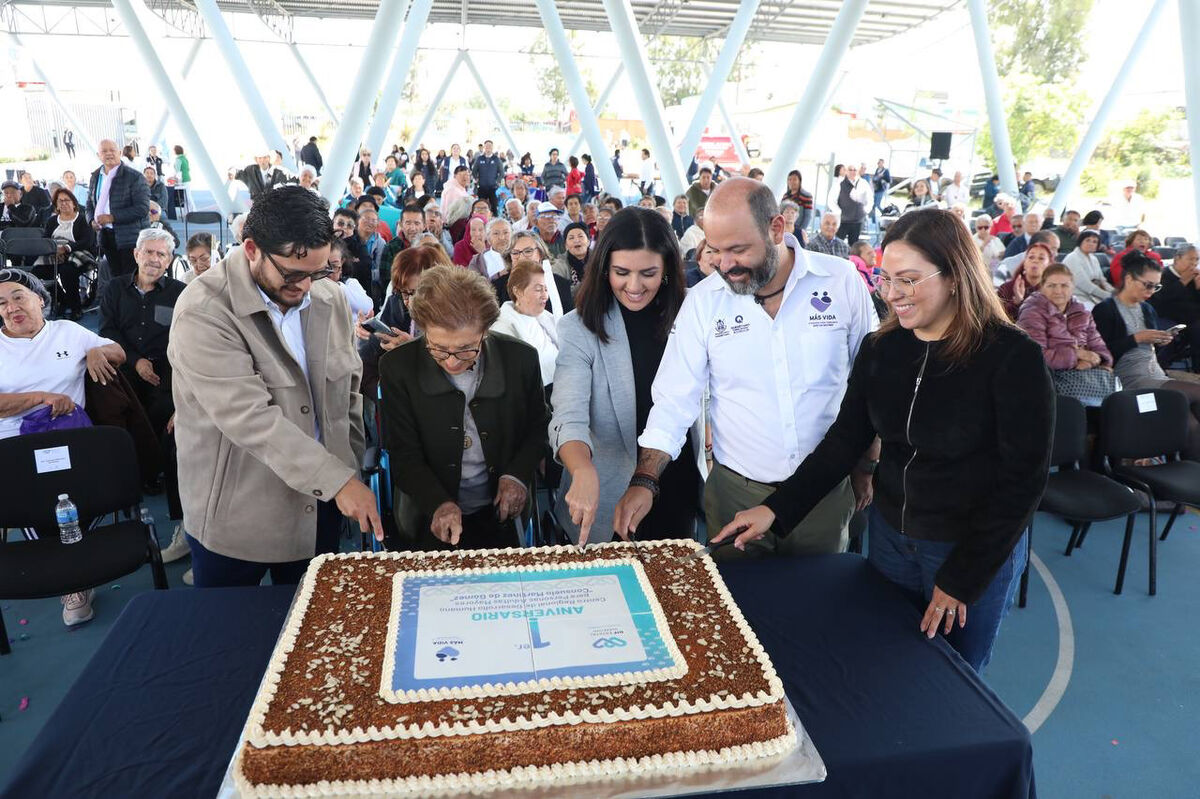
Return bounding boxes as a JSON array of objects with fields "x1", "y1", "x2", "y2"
[{"x1": 1, "y1": 554, "x2": 1034, "y2": 799}]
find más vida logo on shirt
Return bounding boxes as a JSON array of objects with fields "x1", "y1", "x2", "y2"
[
  {"x1": 713, "y1": 315, "x2": 751, "y2": 338},
  {"x1": 808, "y1": 292, "x2": 838, "y2": 328}
]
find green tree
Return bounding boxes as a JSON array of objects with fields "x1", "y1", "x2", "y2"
[
  {"x1": 401, "y1": 53, "x2": 423, "y2": 107},
  {"x1": 988, "y1": 0, "x2": 1094, "y2": 82},
  {"x1": 646, "y1": 36, "x2": 756, "y2": 108},
  {"x1": 526, "y1": 32, "x2": 596, "y2": 122},
  {"x1": 1092, "y1": 108, "x2": 1188, "y2": 170},
  {"x1": 976, "y1": 72, "x2": 1089, "y2": 166},
  {"x1": 1080, "y1": 108, "x2": 1189, "y2": 198}
]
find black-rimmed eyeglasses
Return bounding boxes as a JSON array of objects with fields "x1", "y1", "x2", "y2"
[{"x1": 264, "y1": 250, "x2": 334, "y2": 285}]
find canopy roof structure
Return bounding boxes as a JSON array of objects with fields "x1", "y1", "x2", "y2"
[
  {"x1": 18, "y1": 0, "x2": 959, "y2": 45},
  {"x1": 4, "y1": 0, "x2": 1196, "y2": 234}
]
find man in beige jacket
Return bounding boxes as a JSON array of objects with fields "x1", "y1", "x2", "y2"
[{"x1": 168, "y1": 186, "x2": 381, "y2": 587}]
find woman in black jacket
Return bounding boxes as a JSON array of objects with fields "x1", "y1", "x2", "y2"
[
  {"x1": 412, "y1": 149, "x2": 438, "y2": 190},
  {"x1": 379, "y1": 265, "x2": 548, "y2": 551},
  {"x1": 714, "y1": 209, "x2": 1054, "y2": 673},
  {"x1": 41, "y1": 188, "x2": 97, "y2": 319},
  {"x1": 1092, "y1": 251, "x2": 1200, "y2": 458}
]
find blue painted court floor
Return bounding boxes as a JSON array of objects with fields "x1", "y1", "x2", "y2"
[{"x1": 2, "y1": 497, "x2": 1199, "y2": 798}]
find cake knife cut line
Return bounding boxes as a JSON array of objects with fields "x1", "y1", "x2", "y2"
[
  {"x1": 627, "y1": 529, "x2": 648, "y2": 564},
  {"x1": 679, "y1": 529, "x2": 747, "y2": 562}
]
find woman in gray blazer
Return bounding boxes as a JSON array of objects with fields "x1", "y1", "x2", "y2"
[{"x1": 549, "y1": 207, "x2": 702, "y2": 544}]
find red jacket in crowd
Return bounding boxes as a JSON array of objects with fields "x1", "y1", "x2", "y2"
[{"x1": 1109, "y1": 246, "x2": 1162, "y2": 286}]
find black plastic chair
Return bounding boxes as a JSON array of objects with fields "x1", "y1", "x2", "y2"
[
  {"x1": 183, "y1": 211, "x2": 224, "y2": 252},
  {"x1": 0, "y1": 426, "x2": 168, "y2": 655},
  {"x1": 2, "y1": 237, "x2": 61, "y2": 315},
  {"x1": 1100, "y1": 389, "x2": 1200, "y2": 596},
  {"x1": 0, "y1": 227, "x2": 42, "y2": 243},
  {"x1": 1019, "y1": 396, "x2": 1141, "y2": 605},
  {"x1": 1152, "y1": 246, "x2": 1177, "y2": 261},
  {"x1": 1, "y1": 236, "x2": 56, "y2": 266}
]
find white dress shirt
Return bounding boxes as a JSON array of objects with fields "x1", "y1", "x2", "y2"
[
  {"x1": 638, "y1": 233, "x2": 878, "y2": 483},
  {"x1": 94, "y1": 164, "x2": 120, "y2": 227},
  {"x1": 256, "y1": 286, "x2": 318, "y2": 441}
]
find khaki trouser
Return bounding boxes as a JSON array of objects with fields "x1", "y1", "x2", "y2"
[{"x1": 703, "y1": 461, "x2": 853, "y2": 560}]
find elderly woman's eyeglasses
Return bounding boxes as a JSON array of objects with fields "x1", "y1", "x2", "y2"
[
  {"x1": 510, "y1": 246, "x2": 540, "y2": 259},
  {"x1": 426, "y1": 340, "x2": 483, "y2": 362},
  {"x1": 877, "y1": 271, "x2": 943, "y2": 297},
  {"x1": 264, "y1": 250, "x2": 334, "y2": 284}
]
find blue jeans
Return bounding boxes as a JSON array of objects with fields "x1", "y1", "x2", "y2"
[
  {"x1": 866, "y1": 505, "x2": 1026, "y2": 673},
  {"x1": 871, "y1": 189, "x2": 886, "y2": 221}
]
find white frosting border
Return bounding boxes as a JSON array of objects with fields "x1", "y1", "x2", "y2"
[
  {"x1": 378, "y1": 557, "x2": 688, "y2": 704},
  {"x1": 242, "y1": 542, "x2": 786, "y2": 751},
  {"x1": 233, "y1": 722, "x2": 797, "y2": 799}
]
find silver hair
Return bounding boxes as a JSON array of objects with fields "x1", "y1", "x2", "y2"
[
  {"x1": 135, "y1": 227, "x2": 175, "y2": 250},
  {"x1": 484, "y1": 217, "x2": 511, "y2": 236},
  {"x1": 230, "y1": 214, "x2": 248, "y2": 241},
  {"x1": 821, "y1": 210, "x2": 841, "y2": 223},
  {"x1": 548, "y1": 186, "x2": 566, "y2": 199},
  {"x1": 780, "y1": 200, "x2": 800, "y2": 214},
  {"x1": 299, "y1": 164, "x2": 317, "y2": 179},
  {"x1": 1176, "y1": 243, "x2": 1198, "y2": 259}
]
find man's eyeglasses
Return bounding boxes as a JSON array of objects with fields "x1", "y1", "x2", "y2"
[
  {"x1": 1133, "y1": 277, "x2": 1163, "y2": 293},
  {"x1": 264, "y1": 250, "x2": 334, "y2": 285},
  {"x1": 877, "y1": 271, "x2": 943, "y2": 297},
  {"x1": 426, "y1": 339, "x2": 483, "y2": 362}
]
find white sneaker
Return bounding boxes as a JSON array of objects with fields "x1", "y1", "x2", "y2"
[
  {"x1": 61, "y1": 590, "x2": 95, "y2": 626},
  {"x1": 160, "y1": 524, "x2": 191, "y2": 564},
  {"x1": 182, "y1": 568, "x2": 193, "y2": 586}
]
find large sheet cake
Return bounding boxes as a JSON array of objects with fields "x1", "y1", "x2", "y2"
[{"x1": 234, "y1": 539, "x2": 796, "y2": 797}]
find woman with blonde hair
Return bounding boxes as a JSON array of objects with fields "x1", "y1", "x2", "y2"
[
  {"x1": 379, "y1": 266, "x2": 547, "y2": 550},
  {"x1": 714, "y1": 208, "x2": 1053, "y2": 674}
]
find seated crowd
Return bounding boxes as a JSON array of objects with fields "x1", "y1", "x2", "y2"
[{"x1": 1, "y1": 139, "x2": 1196, "y2": 676}]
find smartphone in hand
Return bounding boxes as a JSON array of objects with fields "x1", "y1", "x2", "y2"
[{"x1": 361, "y1": 316, "x2": 395, "y2": 337}]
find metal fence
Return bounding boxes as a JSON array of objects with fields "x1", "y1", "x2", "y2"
[{"x1": 23, "y1": 93, "x2": 128, "y2": 155}]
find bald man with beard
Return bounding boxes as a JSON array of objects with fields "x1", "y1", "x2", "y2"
[{"x1": 613, "y1": 178, "x2": 879, "y2": 558}]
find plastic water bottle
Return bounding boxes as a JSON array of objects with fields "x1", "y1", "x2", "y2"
[{"x1": 56, "y1": 494, "x2": 82, "y2": 545}]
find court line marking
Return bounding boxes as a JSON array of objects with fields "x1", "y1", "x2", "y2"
[{"x1": 1022, "y1": 551, "x2": 1074, "y2": 734}]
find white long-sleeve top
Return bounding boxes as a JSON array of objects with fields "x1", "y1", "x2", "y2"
[
  {"x1": 1062, "y1": 248, "x2": 1112, "y2": 308},
  {"x1": 638, "y1": 234, "x2": 878, "y2": 483},
  {"x1": 337, "y1": 277, "x2": 374, "y2": 318},
  {"x1": 490, "y1": 301, "x2": 560, "y2": 386}
]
